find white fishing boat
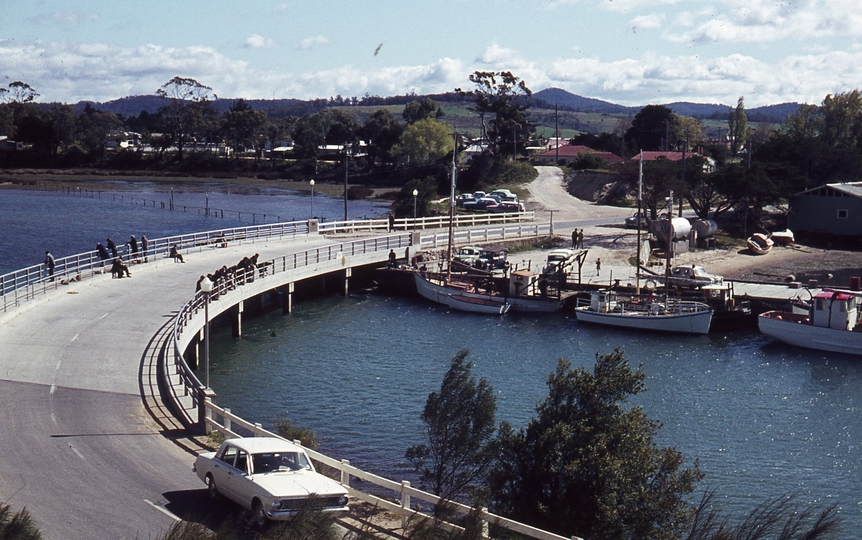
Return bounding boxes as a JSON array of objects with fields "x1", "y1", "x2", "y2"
[
  {"x1": 444, "y1": 293, "x2": 511, "y2": 315},
  {"x1": 758, "y1": 290, "x2": 862, "y2": 356},
  {"x1": 747, "y1": 233, "x2": 773, "y2": 255},
  {"x1": 770, "y1": 229, "x2": 794, "y2": 246},
  {"x1": 574, "y1": 290, "x2": 713, "y2": 335}
]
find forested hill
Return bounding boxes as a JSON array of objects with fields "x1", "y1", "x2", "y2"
[{"x1": 72, "y1": 88, "x2": 801, "y2": 124}]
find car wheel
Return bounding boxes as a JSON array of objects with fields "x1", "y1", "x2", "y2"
[
  {"x1": 206, "y1": 474, "x2": 219, "y2": 500},
  {"x1": 252, "y1": 500, "x2": 268, "y2": 530}
]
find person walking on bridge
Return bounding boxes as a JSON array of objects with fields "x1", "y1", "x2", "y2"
[
  {"x1": 106, "y1": 237, "x2": 118, "y2": 258},
  {"x1": 44, "y1": 250, "x2": 55, "y2": 281}
]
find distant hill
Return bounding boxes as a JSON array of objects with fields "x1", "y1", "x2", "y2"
[{"x1": 76, "y1": 87, "x2": 802, "y2": 125}]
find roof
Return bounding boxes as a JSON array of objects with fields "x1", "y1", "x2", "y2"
[
  {"x1": 814, "y1": 291, "x2": 856, "y2": 301},
  {"x1": 795, "y1": 182, "x2": 862, "y2": 198},
  {"x1": 224, "y1": 437, "x2": 303, "y2": 454},
  {"x1": 535, "y1": 144, "x2": 624, "y2": 163}
]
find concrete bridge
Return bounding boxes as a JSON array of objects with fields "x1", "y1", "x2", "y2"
[{"x1": 0, "y1": 218, "x2": 552, "y2": 539}]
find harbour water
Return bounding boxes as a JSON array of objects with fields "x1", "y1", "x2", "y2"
[{"x1": 2, "y1": 184, "x2": 860, "y2": 530}]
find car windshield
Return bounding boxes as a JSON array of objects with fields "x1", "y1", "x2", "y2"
[{"x1": 252, "y1": 451, "x2": 313, "y2": 473}]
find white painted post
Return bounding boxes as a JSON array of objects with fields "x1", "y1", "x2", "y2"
[
  {"x1": 401, "y1": 480, "x2": 411, "y2": 530},
  {"x1": 341, "y1": 459, "x2": 351, "y2": 487},
  {"x1": 481, "y1": 506, "x2": 489, "y2": 539},
  {"x1": 224, "y1": 407, "x2": 232, "y2": 433}
]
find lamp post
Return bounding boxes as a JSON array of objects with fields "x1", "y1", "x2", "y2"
[
  {"x1": 412, "y1": 189, "x2": 418, "y2": 231},
  {"x1": 309, "y1": 179, "x2": 315, "y2": 219},
  {"x1": 200, "y1": 276, "x2": 213, "y2": 390}
]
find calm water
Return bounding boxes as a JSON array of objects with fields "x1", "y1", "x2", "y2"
[
  {"x1": 204, "y1": 295, "x2": 862, "y2": 531},
  {"x1": 2, "y1": 185, "x2": 860, "y2": 530}
]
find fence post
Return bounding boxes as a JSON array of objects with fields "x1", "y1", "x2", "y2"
[
  {"x1": 340, "y1": 459, "x2": 351, "y2": 487},
  {"x1": 401, "y1": 480, "x2": 411, "y2": 530},
  {"x1": 224, "y1": 407, "x2": 232, "y2": 433},
  {"x1": 481, "y1": 506, "x2": 490, "y2": 539}
]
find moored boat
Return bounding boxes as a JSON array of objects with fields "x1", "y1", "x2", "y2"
[
  {"x1": 758, "y1": 290, "x2": 862, "y2": 356},
  {"x1": 747, "y1": 233, "x2": 774, "y2": 255},
  {"x1": 444, "y1": 293, "x2": 510, "y2": 315},
  {"x1": 574, "y1": 290, "x2": 713, "y2": 335}
]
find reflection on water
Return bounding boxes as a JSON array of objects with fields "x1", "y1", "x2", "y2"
[{"x1": 206, "y1": 292, "x2": 862, "y2": 527}]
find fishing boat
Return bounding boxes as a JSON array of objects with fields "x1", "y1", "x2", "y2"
[
  {"x1": 747, "y1": 233, "x2": 774, "y2": 255},
  {"x1": 758, "y1": 290, "x2": 862, "y2": 356},
  {"x1": 574, "y1": 290, "x2": 713, "y2": 335},
  {"x1": 444, "y1": 293, "x2": 510, "y2": 315}
]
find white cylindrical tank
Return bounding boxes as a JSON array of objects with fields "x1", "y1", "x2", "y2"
[
  {"x1": 652, "y1": 218, "x2": 691, "y2": 241},
  {"x1": 694, "y1": 219, "x2": 718, "y2": 237}
]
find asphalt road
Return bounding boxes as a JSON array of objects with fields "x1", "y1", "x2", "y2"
[{"x1": 0, "y1": 234, "x2": 337, "y2": 539}]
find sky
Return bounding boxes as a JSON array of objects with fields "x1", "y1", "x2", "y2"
[{"x1": 3, "y1": 0, "x2": 862, "y2": 108}]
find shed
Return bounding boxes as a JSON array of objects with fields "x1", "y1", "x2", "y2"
[{"x1": 787, "y1": 182, "x2": 862, "y2": 236}]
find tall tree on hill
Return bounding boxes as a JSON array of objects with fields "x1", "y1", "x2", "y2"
[
  {"x1": 457, "y1": 71, "x2": 532, "y2": 160},
  {"x1": 402, "y1": 98, "x2": 445, "y2": 125},
  {"x1": 155, "y1": 76, "x2": 216, "y2": 162},
  {"x1": 625, "y1": 105, "x2": 674, "y2": 152},
  {"x1": 223, "y1": 99, "x2": 267, "y2": 157},
  {"x1": 361, "y1": 109, "x2": 403, "y2": 165},
  {"x1": 728, "y1": 96, "x2": 747, "y2": 156}
]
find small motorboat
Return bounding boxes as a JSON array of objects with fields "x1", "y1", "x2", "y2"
[
  {"x1": 770, "y1": 229, "x2": 795, "y2": 245},
  {"x1": 747, "y1": 233, "x2": 774, "y2": 255}
]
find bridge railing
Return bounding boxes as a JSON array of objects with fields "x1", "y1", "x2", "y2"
[
  {"x1": 318, "y1": 211, "x2": 534, "y2": 234},
  {"x1": 0, "y1": 220, "x2": 311, "y2": 314},
  {"x1": 199, "y1": 401, "x2": 577, "y2": 540}
]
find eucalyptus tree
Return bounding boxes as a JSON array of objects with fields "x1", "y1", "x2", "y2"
[
  {"x1": 457, "y1": 71, "x2": 532, "y2": 160},
  {"x1": 155, "y1": 76, "x2": 216, "y2": 162}
]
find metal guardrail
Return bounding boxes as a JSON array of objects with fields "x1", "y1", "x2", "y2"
[
  {"x1": 0, "y1": 220, "x2": 311, "y2": 314},
  {"x1": 201, "y1": 402, "x2": 578, "y2": 540},
  {"x1": 318, "y1": 211, "x2": 535, "y2": 234}
]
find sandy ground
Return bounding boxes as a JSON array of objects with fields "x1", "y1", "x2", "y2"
[{"x1": 522, "y1": 166, "x2": 862, "y2": 287}]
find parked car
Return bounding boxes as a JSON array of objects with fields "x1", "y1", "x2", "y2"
[
  {"x1": 625, "y1": 212, "x2": 648, "y2": 229},
  {"x1": 193, "y1": 437, "x2": 349, "y2": 528},
  {"x1": 544, "y1": 248, "x2": 578, "y2": 273},
  {"x1": 453, "y1": 246, "x2": 483, "y2": 266},
  {"x1": 462, "y1": 197, "x2": 500, "y2": 212},
  {"x1": 666, "y1": 265, "x2": 723, "y2": 288},
  {"x1": 489, "y1": 201, "x2": 525, "y2": 213},
  {"x1": 488, "y1": 189, "x2": 517, "y2": 202},
  {"x1": 476, "y1": 247, "x2": 508, "y2": 270}
]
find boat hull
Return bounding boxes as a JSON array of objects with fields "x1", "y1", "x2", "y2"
[
  {"x1": 413, "y1": 272, "x2": 564, "y2": 313},
  {"x1": 444, "y1": 294, "x2": 510, "y2": 315},
  {"x1": 574, "y1": 306, "x2": 713, "y2": 334},
  {"x1": 758, "y1": 311, "x2": 862, "y2": 356}
]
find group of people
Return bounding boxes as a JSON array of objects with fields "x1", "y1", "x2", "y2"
[
  {"x1": 197, "y1": 253, "x2": 261, "y2": 296},
  {"x1": 571, "y1": 229, "x2": 585, "y2": 249},
  {"x1": 93, "y1": 235, "x2": 152, "y2": 279}
]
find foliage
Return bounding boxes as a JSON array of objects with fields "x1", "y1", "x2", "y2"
[
  {"x1": 728, "y1": 96, "x2": 748, "y2": 156},
  {"x1": 391, "y1": 176, "x2": 440, "y2": 218},
  {"x1": 487, "y1": 349, "x2": 703, "y2": 540},
  {"x1": 569, "y1": 151, "x2": 608, "y2": 170},
  {"x1": 685, "y1": 490, "x2": 842, "y2": 540},
  {"x1": 457, "y1": 71, "x2": 532, "y2": 159},
  {"x1": 394, "y1": 118, "x2": 453, "y2": 166},
  {"x1": 155, "y1": 77, "x2": 216, "y2": 162},
  {"x1": 406, "y1": 350, "x2": 497, "y2": 509},
  {"x1": 361, "y1": 109, "x2": 403, "y2": 165},
  {"x1": 403, "y1": 98, "x2": 445, "y2": 125},
  {"x1": 403, "y1": 504, "x2": 487, "y2": 540},
  {"x1": 0, "y1": 502, "x2": 41, "y2": 540},
  {"x1": 626, "y1": 105, "x2": 675, "y2": 152},
  {"x1": 272, "y1": 415, "x2": 319, "y2": 449},
  {"x1": 459, "y1": 154, "x2": 536, "y2": 192},
  {"x1": 0, "y1": 81, "x2": 39, "y2": 104}
]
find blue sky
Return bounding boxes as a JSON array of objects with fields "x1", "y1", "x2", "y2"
[{"x1": 3, "y1": 0, "x2": 862, "y2": 108}]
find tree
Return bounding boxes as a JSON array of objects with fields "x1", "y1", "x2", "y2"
[
  {"x1": 457, "y1": 71, "x2": 532, "y2": 159},
  {"x1": 361, "y1": 109, "x2": 403, "y2": 165},
  {"x1": 728, "y1": 96, "x2": 747, "y2": 156},
  {"x1": 488, "y1": 349, "x2": 703, "y2": 540},
  {"x1": 223, "y1": 99, "x2": 266, "y2": 156},
  {"x1": 403, "y1": 98, "x2": 445, "y2": 125},
  {"x1": 626, "y1": 105, "x2": 675, "y2": 152},
  {"x1": 394, "y1": 117, "x2": 453, "y2": 166},
  {"x1": 155, "y1": 77, "x2": 216, "y2": 162},
  {"x1": 0, "y1": 81, "x2": 39, "y2": 104},
  {"x1": 406, "y1": 350, "x2": 497, "y2": 509}
]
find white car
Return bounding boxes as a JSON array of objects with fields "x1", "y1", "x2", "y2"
[
  {"x1": 666, "y1": 265, "x2": 723, "y2": 288},
  {"x1": 193, "y1": 437, "x2": 349, "y2": 527}
]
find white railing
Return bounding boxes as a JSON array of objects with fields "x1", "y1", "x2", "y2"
[
  {"x1": 0, "y1": 220, "x2": 310, "y2": 314},
  {"x1": 318, "y1": 212, "x2": 535, "y2": 234},
  {"x1": 202, "y1": 402, "x2": 580, "y2": 540}
]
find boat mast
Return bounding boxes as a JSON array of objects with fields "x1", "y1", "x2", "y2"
[
  {"x1": 446, "y1": 129, "x2": 457, "y2": 283},
  {"x1": 636, "y1": 150, "x2": 643, "y2": 295},
  {"x1": 665, "y1": 190, "x2": 673, "y2": 305}
]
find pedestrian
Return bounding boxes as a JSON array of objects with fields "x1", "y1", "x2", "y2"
[
  {"x1": 141, "y1": 235, "x2": 149, "y2": 262},
  {"x1": 572, "y1": 229, "x2": 578, "y2": 249},
  {"x1": 96, "y1": 242, "x2": 110, "y2": 263},
  {"x1": 170, "y1": 245, "x2": 185, "y2": 263},
  {"x1": 388, "y1": 213, "x2": 395, "y2": 232},
  {"x1": 596, "y1": 257, "x2": 601, "y2": 276},
  {"x1": 44, "y1": 250, "x2": 55, "y2": 281},
  {"x1": 106, "y1": 237, "x2": 118, "y2": 257},
  {"x1": 578, "y1": 229, "x2": 585, "y2": 249},
  {"x1": 129, "y1": 235, "x2": 138, "y2": 255},
  {"x1": 110, "y1": 257, "x2": 131, "y2": 278},
  {"x1": 388, "y1": 249, "x2": 397, "y2": 268}
]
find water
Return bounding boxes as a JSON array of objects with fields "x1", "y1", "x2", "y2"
[{"x1": 2, "y1": 184, "x2": 861, "y2": 530}]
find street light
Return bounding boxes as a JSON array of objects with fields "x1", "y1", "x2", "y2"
[
  {"x1": 412, "y1": 189, "x2": 418, "y2": 231},
  {"x1": 309, "y1": 179, "x2": 315, "y2": 219},
  {"x1": 199, "y1": 276, "x2": 213, "y2": 390}
]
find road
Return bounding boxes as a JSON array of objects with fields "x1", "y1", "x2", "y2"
[{"x1": 0, "y1": 234, "x2": 336, "y2": 539}]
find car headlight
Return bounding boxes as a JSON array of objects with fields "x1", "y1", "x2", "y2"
[
  {"x1": 272, "y1": 499, "x2": 284, "y2": 511},
  {"x1": 338, "y1": 495, "x2": 349, "y2": 507}
]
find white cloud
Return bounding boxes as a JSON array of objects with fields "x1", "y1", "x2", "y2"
[
  {"x1": 629, "y1": 13, "x2": 664, "y2": 31},
  {"x1": 298, "y1": 35, "x2": 329, "y2": 50},
  {"x1": 244, "y1": 34, "x2": 275, "y2": 49},
  {"x1": 28, "y1": 11, "x2": 83, "y2": 27}
]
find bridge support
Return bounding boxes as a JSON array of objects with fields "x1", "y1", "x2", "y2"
[
  {"x1": 188, "y1": 334, "x2": 199, "y2": 370},
  {"x1": 197, "y1": 388, "x2": 218, "y2": 434},
  {"x1": 282, "y1": 282, "x2": 295, "y2": 314},
  {"x1": 343, "y1": 268, "x2": 352, "y2": 297},
  {"x1": 231, "y1": 300, "x2": 243, "y2": 337}
]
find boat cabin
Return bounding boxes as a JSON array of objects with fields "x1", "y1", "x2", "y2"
[
  {"x1": 812, "y1": 291, "x2": 859, "y2": 331},
  {"x1": 590, "y1": 290, "x2": 618, "y2": 313}
]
